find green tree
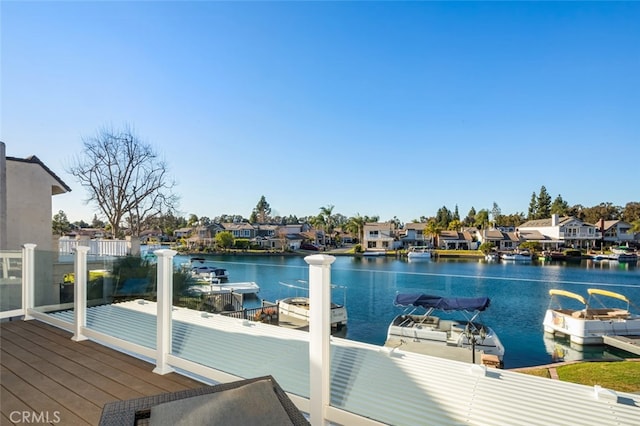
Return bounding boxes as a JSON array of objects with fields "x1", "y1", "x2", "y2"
[
  {"x1": 252, "y1": 196, "x2": 272, "y2": 223},
  {"x1": 536, "y1": 185, "x2": 552, "y2": 219},
  {"x1": 435, "y1": 206, "x2": 452, "y2": 228},
  {"x1": 474, "y1": 209, "x2": 490, "y2": 229},
  {"x1": 479, "y1": 242, "x2": 495, "y2": 255},
  {"x1": 527, "y1": 192, "x2": 537, "y2": 220},
  {"x1": 52, "y1": 210, "x2": 71, "y2": 235},
  {"x1": 424, "y1": 219, "x2": 443, "y2": 248},
  {"x1": 215, "y1": 231, "x2": 234, "y2": 249},
  {"x1": 463, "y1": 207, "x2": 477, "y2": 227},
  {"x1": 491, "y1": 202, "x2": 501, "y2": 227},
  {"x1": 187, "y1": 214, "x2": 199, "y2": 227},
  {"x1": 622, "y1": 202, "x2": 640, "y2": 223},
  {"x1": 319, "y1": 204, "x2": 335, "y2": 243},
  {"x1": 550, "y1": 194, "x2": 570, "y2": 216}
]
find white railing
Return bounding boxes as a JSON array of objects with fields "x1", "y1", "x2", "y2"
[
  {"x1": 59, "y1": 238, "x2": 130, "y2": 256},
  {"x1": 18, "y1": 245, "x2": 349, "y2": 425}
]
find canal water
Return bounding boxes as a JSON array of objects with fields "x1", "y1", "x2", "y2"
[{"x1": 175, "y1": 253, "x2": 640, "y2": 369}]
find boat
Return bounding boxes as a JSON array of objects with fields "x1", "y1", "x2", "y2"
[
  {"x1": 363, "y1": 250, "x2": 386, "y2": 257},
  {"x1": 548, "y1": 249, "x2": 582, "y2": 262},
  {"x1": 484, "y1": 251, "x2": 499, "y2": 262},
  {"x1": 538, "y1": 251, "x2": 551, "y2": 261},
  {"x1": 542, "y1": 288, "x2": 640, "y2": 345},
  {"x1": 185, "y1": 281, "x2": 260, "y2": 296},
  {"x1": 182, "y1": 257, "x2": 230, "y2": 281},
  {"x1": 614, "y1": 252, "x2": 639, "y2": 263},
  {"x1": 500, "y1": 251, "x2": 532, "y2": 262},
  {"x1": 407, "y1": 246, "x2": 432, "y2": 260},
  {"x1": 276, "y1": 281, "x2": 348, "y2": 332},
  {"x1": 190, "y1": 265, "x2": 230, "y2": 281},
  {"x1": 385, "y1": 293, "x2": 505, "y2": 366}
]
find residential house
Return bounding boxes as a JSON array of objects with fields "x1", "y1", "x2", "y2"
[
  {"x1": 438, "y1": 230, "x2": 476, "y2": 250},
  {"x1": 400, "y1": 222, "x2": 433, "y2": 248},
  {"x1": 595, "y1": 219, "x2": 636, "y2": 247},
  {"x1": 173, "y1": 227, "x2": 193, "y2": 240},
  {"x1": 0, "y1": 142, "x2": 71, "y2": 251},
  {"x1": 221, "y1": 222, "x2": 255, "y2": 240},
  {"x1": 362, "y1": 222, "x2": 397, "y2": 251},
  {"x1": 518, "y1": 214, "x2": 599, "y2": 250}
]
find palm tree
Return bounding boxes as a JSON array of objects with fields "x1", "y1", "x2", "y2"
[
  {"x1": 424, "y1": 219, "x2": 443, "y2": 249},
  {"x1": 345, "y1": 214, "x2": 366, "y2": 244},
  {"x1": 319, "y1": 205, "x2": 335, "y2": 244}
]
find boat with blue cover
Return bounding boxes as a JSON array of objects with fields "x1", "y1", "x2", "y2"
[{"x1": 386, "y1": 293, "x2": 505, "y2": 366}]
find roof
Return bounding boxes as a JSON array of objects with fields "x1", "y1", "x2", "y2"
[{"x1": 6, "y1": 154, "x2": 71, "y2": 193}]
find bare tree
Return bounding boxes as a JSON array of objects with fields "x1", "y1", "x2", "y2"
[{"x1": 67, "y1": 124, "x2": 178, "y2": 238}]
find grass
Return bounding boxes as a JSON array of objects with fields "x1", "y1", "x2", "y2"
[{"x1": 520, "y1": 361, "x2": 640, "y2": 393}]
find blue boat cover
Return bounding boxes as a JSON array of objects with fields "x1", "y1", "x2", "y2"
[{"x1": 394, "y1": 293, "x2": 491, "y2": 311}]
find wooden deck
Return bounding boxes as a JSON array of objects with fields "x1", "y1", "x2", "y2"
[{"x1": 0, "y1": 319, "x2": 206, "y2": 425}]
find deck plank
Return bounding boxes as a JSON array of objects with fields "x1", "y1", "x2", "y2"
[{"x1": 0, "y1": 320, "x2": 206, "y2": 425}]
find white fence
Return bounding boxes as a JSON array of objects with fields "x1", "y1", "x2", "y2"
[{"x1": 59, "y1": 238, "x2": 130, "y2": 257}]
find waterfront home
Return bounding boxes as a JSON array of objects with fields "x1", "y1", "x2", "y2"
[
  {"x1": 597, "y1": 219, "x2": 636, "y2": 247},
  {"x1": 518, "y1": 214, "x2": 599, "y2": 250},
  {"x1": 363, "y1": 222, "x2": 397, "y2": 251},
  {"x1": 438, "y1": 230, "x2": 476, "y2": 250},
  {"x1": 400, "y1": 222, "x2": 433, "y2": 248}
]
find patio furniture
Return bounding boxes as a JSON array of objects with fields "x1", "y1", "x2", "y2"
[{"x1": 99, "y1": 375, "x2": 309, "y2": 425}]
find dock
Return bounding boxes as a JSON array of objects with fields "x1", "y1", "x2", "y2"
[
  {"x1": 603, "y1": 335, "x2": 640, "y2": 356},
  {"x1": 384, "y1": 337, "x2": 488, "y2": 365}
]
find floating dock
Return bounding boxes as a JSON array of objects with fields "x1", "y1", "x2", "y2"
[{"x1": 603, "y1": 335, "x2": 640, "y2": 356}]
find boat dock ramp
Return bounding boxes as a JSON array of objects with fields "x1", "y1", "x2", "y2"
[{"x1": 603, "y1": 335, "x2": 640, "y2": 356}]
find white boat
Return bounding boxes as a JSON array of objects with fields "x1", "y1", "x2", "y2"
[
  {"x1": 183, "y1": 257, "x2": 230, "y2": 281},
  {"x1": 276, "y1": 281, "x2": 348, "y2": 331},
  {"x1": 386, "y1": 293, "x2": 505, "y2": 366},
  {"x1": 543, "y1": 288, "x2": 640, "y2": 345},
  {"x1": 190, "y1": 265, "x2": 229, "y2": 281},
  {"x1": 186, "y1": 281, "x2": 260, "y2": 296},
  {"x1": 363, "y1": 250, "x2": 386, "y2": 257},
  {"x1": 500, "y1": 251, "x2": 532, "y2": 262},
  {"x1": 485, "y1": 252, "x2": 499, "y2": 262},
  {"x1": 407, "y1": 246, "x2": 432, "y2": 260}
]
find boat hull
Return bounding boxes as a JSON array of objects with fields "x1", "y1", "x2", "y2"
[
  {"x1": 543, "y1": 309, "x2": 640, "y2": 345},
  {"x1": 386, "y1": 314, "x2": 505, "y2": 362},
  {"x1": 278, "y1": 297, "x2": 348, "y2": 329}
]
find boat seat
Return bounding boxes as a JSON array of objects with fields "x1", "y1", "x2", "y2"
[{"x1": 420, "y1": 317, "x2": 440, "y2": 327}]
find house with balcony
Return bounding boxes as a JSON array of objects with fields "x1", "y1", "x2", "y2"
[
  {"x1": 518, "y1": 214, "x2": 599, "y2": 250},
  {"x1": 362, "y1": 222, "x2": 397, "y2": 251},
  {"x1": 400, "y1": 222, "x2": 433, "y2": 248},
  {"x1": 596, "y1": 219, "x2": 636, "y2": 248}
]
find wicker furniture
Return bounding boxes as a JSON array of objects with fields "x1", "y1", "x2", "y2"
[{"x1": 99, "y1": 375, "x2": 310, "y2": 425}]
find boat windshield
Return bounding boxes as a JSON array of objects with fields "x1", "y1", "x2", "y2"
[{"x1": 394, "y1": 293, "x2": 490, "y2": 311}]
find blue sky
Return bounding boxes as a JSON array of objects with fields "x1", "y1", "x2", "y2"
[{"x1": 2, "y1": 1, "x2": 638, "y2": 224}]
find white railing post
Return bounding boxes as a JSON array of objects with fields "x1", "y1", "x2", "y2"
[
  {"x1": 72, "y1": 246, "x2": 90, "y2": 342},
  {"x1": 305, "y1": 254, "x2": 335, "y2": 426},
  {"x1": 153, "y1": 249, "x2": 177, "y2": 375},
  {"x1": 21, "y1": 243, "x2": 37, "y2": 320}
]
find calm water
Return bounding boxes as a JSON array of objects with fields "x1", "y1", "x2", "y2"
[{"x1": 174, "y1": 253, "x2": 640, "y2": 369}]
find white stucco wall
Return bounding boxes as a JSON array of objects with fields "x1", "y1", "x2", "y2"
[{"x1": 5, "y1": 160, "x2": 60, "y2": 251}]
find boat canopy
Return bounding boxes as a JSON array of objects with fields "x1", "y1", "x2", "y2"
[
  {"x1": 394, "y1": 293, "x2": 491, "y2": 311},
  {"x1": 548, "y1": 289, "x2": 586, "y2": 305},
  {"x1": 587, "y1": 288, "x2": 629, "y2": 303}
]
